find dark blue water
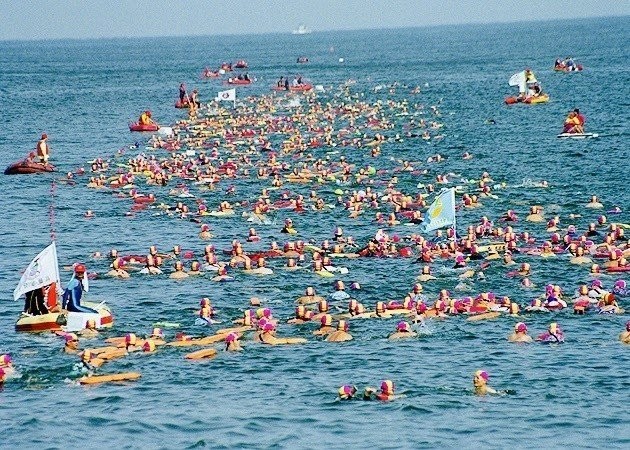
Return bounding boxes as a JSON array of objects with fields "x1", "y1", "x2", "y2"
[{"x1": 0, "y1": 17, "x2": 629, "y2": 448}]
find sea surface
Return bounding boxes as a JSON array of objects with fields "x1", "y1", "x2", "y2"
[{"x1": 0, "y1": 16, "x2": 629, "y2": 449}]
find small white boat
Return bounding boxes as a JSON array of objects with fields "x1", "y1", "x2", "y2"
[
  {"x1": 292, "y1": 24, "x2": 312, "y2": 35},
  {"x1": 557, "y1": 132, "x2": 599, "y2": 139}
]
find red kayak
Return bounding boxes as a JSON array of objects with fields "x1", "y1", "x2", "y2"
[
  {"x1": 234, "y1": 60, "x2": 248, "y2": 69},
  {"x1": 226, "y1": 78, "x2": 252, "y2": 85},
  {"x1": 272, "y1": 83, "x2": 313, "y2": 92},
  {"x1": 129, "y1": 122, "x2": 159, "y2": 132},
  {"x1": 5, "y1": 158, "x2": 55, "y2": 175}
]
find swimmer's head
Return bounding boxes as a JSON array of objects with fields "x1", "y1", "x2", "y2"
[
  {"x1": 143, "y1": 340, "x2": 156, "y2": 352},
  {"x1": 549, "y1": 322, "x2": 560, "y2": 334},
  {"x1": 319, "y1": 300, "x2": 329, "y2": 312},
  {"x1": 338, "y1": 384, "x2": 357, "y2": 399},
  {"x1": 81, "y1": 350, "x2": 92, "y2": 362},
  {"x1": 474, "y1": 370, "x2": 489, "y2": 386},
  {"x1": 397, "y1": 321, "x2": 411, "y2": 332},
  {"x1": 85, "y1": 319, "x2": 96, "y2": 330},
  {"x1": 515, "y1": 322, "x2": 527, "y2": 333},
  {"x1": 125, "y1": 333, "x2": 137, "y2": 346},
  {"x1": 151, "y1": 327, "x2": 164, "y2": 339},
  {"x1": 337, "y1": 320, "x2": 349, "y2": 332},
  {"x1": 0, "y1": 354, "x2": 12, "y2": 367},
  {"x1": 626, "y1": 321, "x2": 630, "y2": 332},
  {"x1": 321, "y1": 314, "x2": 333, "y2": 327},
  {"x1": 380, "y1": 380, "x2": 394, "y2": 395}
]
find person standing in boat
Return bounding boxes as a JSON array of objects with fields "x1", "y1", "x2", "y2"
[
  {"x1": 179, "y1": 83, "x2": 187, "y2": 103},
  {"x1": 62, "y1": 264, "x2": 98, "y2": 314},
  {"x1": 36, "y1": 133, "x2": 50, "y2": 164}
]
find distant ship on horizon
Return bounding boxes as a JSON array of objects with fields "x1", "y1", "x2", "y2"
[{"x1": 292, "y1": 24, "x2": 312, "y2": 35}]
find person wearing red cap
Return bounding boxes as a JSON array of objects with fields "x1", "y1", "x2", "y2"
[
  {"x1": 36, "y1": 133, "x2": 50, "y2": 163},
  {"x1": 473, "y1": 370, "x2": 497, "y2": 395},
  {"x1": 508, "y1": 322, "x2": 533, "y2": 343},
  {"x1": 62, "y1": 264, "x2": 97, "y2": 313}
]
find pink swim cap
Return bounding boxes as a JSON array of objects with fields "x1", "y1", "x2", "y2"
[
  {"x1": 225, "y1": 332, "x2": 237, "y2": 343},
  {"x1": 263, "y1": 323, "x2": 275, "y2": 332},
  {"x1": 1, "y1": 354, "x2": 12, "y2": 365},
  {"x1": 397, "y1": 321, "x2": 410, "y2": 332},
  {"x1": 476, "y1": 370, "x2": 489, "y2": 381},
  {"x1": 380, "y1": 380, "x2": 394, "y2": 394},
  {"x1": 515, "y1": 322, "x2": 527, "y2": 333}
]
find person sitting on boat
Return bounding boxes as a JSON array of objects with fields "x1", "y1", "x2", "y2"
[
  {"x1": 139, "y1": 110, "x2": 155, "y2": 126},
  {"x1": 291, "y1": 77, "x2": 299, "y2": 87},
  {"x1": 574, "y1": 108, "x2": 586, "y2": 127},
  {"x1": 297, "y1": 76, "x2": 303, "y2": 85},
  {"x1": 563, "y1": 111, "x2": 584, "y2": 134},
  {"x1": 565, "y1": 57, "x2": 575, "y2": 70},
  {"x1": 24, "y1": 286, "x2": 48, "y2": 316},
  {"x1": 284, "y1": 78, "x2": 290, "y2": 90},
  {"x1": 62, "y1": 264, "x2": 98, "y2": 314},
  {"x1": 529, "y1": 83, "x2": 542, "y2": 97},
  {"x1": 277, "y1": 76, "x2": 285, "y2": 88},
  {"x1": 554, "y1": 58, "x2": 563, "y2": 69},
  {"x1": 36, "y1": 133, "x2": 50, "y2": 164}
]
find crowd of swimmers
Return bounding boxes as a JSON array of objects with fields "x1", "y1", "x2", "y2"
[{"x1": 4, "y1": 77, "x2": 628, "y2": 389}]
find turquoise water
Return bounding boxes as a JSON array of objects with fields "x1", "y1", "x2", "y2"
[{"x1": 0, "y1": 16, "x2": 629, "y2": 448}]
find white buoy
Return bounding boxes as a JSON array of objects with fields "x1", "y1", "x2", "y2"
[{"x1": 339, "y1": 58, "x2": 344, "y2": 63}]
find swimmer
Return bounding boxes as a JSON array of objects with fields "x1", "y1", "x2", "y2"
[
  {"x1": 170, "y1": 261, "x2": 189, "y2": 279},
  {"x1": 376, "y1": 380, "x2": 398, "y2": 401},
  {"x1": 585, "y1": 195, "x2": 603, "y2": 209},
  {"x1": 537, "y1": 322, "x2": 565, "y2": 343},
  {"x1": 330, "y1": 280, "x2": 351, "y2": 301},
  {"x1": 313, "y1": 314, "x2": 335, "y2": 336},
  {"x1": 0, "y1": 354, "x2": 15, "y2": 378},
  {"x1": 619, "y1": 321, "x2": 630, "y2": 344},
  {"x1": 64, "y1": 334, "x2": 80, "y2": 354},
  {"x1": 508, "y1": 322, "x2": 533, "y2": 343},
  {"x1": 77, "y1": 319, "x2": 100, "y2": 338},
  {"x1": 473, "y1": 370, "x2": 498, "y2": 395},
  {"x1": 297, "y1": 286, "x2": 325, "y2": 305},
  {"x1": 107, "y1": 258, "x2": 130, "y2": 278},
  {"x1": 388, "y1": 321, "x2": 417, "y2": 340},
  {"x1": 225, "y1": 333, "x2": 243, "y2": 351},
  {"x1": 338, "y1": 385, "x2": 357, "y2": 400},
  {"x1": 325, "y1": 320, "x2": 353, "y2": 342}
]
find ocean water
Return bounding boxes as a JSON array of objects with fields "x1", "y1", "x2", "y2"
[{"x1": 0, "y1": 16, "x2": 629, "y2": 449}]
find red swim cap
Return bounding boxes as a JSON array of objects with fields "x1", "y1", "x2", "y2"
[{"x1": 74, "y1": 264, "x2": 86, "y2": 274}]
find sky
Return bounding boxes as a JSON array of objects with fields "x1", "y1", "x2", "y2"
[{"x1": 1, "y1": 0, "x2": 628, "y2": 41}]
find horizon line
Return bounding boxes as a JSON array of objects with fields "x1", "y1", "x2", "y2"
[{"x1": 1, "y1": 14, "x2": 626, "y2": 44}]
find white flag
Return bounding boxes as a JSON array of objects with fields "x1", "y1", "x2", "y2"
[
  {"x1": 13, "y1": 242, "x2": 61, "y2": 300},
  {"x1": 423, "y1": 188, "x2": 456, "y2": 233},
  {"x1": 216, "y1": 88, "x2": 236, "y2": 101}
]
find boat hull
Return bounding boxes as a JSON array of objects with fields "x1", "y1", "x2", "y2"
[
  {"x1": 4, "y1": 160, "x2": 55, "y2": 175},
  {"x1": 15, "y1": 302, "x2": 114, "y2": 332}
]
